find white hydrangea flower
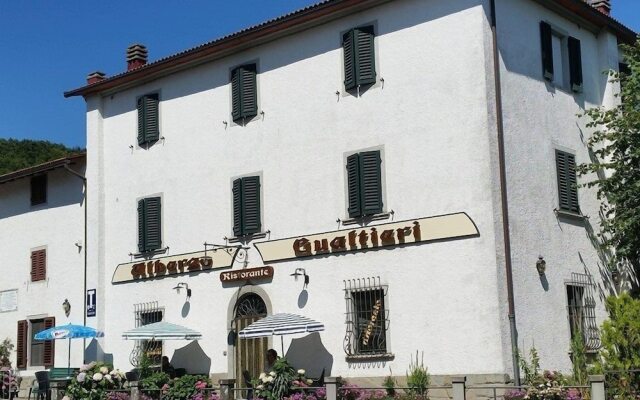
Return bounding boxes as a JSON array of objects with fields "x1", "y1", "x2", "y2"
[
  {"x1": 105, "y1": 374, "x2": 113, "y2": 382},
  {"x1": 269, "y1": 371, "x2": 276, "y2": 377},
  {"x1": 257, "y1": 385, "x2": 264, "y2": 390},
  {"x1": 306, "y1": 379, "x2": 313, "y2": 385},
  {"x1": 259, "y1": 373, "x2": 266, "y2": 380},
  {"x1": 93, "y1": 373, "x2": 103, "y2": 381},
  {"x1": 297, "y1": 369, "x2": 305, "y2": 375},
  {"x1": 266, "y1": 376, "x2": 274, "y2": 383},
  {"x1": 100, "y1": 366, "x2": 109, "y2": 374}
]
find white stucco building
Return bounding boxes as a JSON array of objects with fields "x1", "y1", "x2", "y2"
[
  {"x1": 60, "y1": 0, "x2": 634, "y2": 385},
  {"x1": 0, "y1": 154, "x2": 86, "y2": 375}
]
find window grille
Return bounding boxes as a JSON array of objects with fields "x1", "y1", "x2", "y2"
[
  {"x1": 130, "y1": 301, "x2": 163, "y2": 366},
  {"x1": 343, "y1": 277, "x2": 389, "y2": 357},
  {"x1": 566, "y1": 273, "x2": 600, "y2": 351}
]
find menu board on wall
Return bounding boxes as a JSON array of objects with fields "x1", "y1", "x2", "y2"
[{"x1": 0, "y1": 290, "x2": 18, "y2": 312}]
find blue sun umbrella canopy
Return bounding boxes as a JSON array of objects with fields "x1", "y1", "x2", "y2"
[
  {"x1": 34, "y1": 324, "x2": 104, "y2": 376},
  {"x1": 122, "y1": 321, "x2": 202, "y2": 341},
  {"x1": 34, "y1": 324, "x2": 104, "y2": 340}
]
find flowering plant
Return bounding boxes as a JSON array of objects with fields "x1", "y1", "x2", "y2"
[
  {"x1": 253, "y1": 358, "x2": 320, "y2": 400},
  {"x1": 65, "y1": 362, "x2": 127, "y2": 400}
]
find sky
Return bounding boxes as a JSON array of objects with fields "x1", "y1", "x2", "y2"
[{"x1": 0, "y1": 0, "x2": 638, "y2": 149}]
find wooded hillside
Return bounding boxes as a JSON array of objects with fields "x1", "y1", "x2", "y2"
[{"x1": 0, "y1": 138, "x2": 83, "y2": 175}]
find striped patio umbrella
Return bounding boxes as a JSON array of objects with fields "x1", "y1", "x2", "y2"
[
  {"x1": 121, "y1": 321, "x2": 202, "y2": 341},
  {"x1": 238, "y1": 313, "x2": 324, "y2": 353}
]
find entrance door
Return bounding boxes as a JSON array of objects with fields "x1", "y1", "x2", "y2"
[{"x1": 234, "y1": 294, "x2": 268, "y2": 391}]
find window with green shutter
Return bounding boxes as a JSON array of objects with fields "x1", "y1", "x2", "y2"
[
  {"x1": 555, "y1": 150, "x2": 580, "y2": 214},
  {"x1": 232, "y1": 176, "x2": 262, "y2": 236},
  {"x1": 231, "y1": 64, "x2": 258, "y2": 122},
  {"x1": 343, "y1": 25, "x2": 376, "y2": 91},
  {"x1": 138, "y1": 196, "x2": 162, "y2": 252},
  {"x1": 346, "y1": 150, "x2": 383, "y2": 218},
  {"x1": 137, "y1": 93, "x2": 160, "y2": 146}
]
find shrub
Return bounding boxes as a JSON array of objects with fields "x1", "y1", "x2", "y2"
[
  {"x1": 253, "y1": 359, "x2": 314, "y2": 400},
  {"x1": 406, "y1": 351, "x2": 430, "y2": 398},
  {"x1": 0, "y1": 339, "x2": 13, "y2": 368},
  {"x1": 64, "y1": 362, "x2": 127, "y2": 400}
]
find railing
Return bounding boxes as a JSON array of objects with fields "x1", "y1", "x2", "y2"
[
  {"x1": 604, "y1": 369, "x2": 640, "y2": 400},
  {"x1": 52, "y1": 375, "x2": 608, "y2": 400}
]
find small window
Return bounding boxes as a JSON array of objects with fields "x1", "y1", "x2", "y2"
[
  {"x1": 30, "y1": 249, "x2": 46, "y2": 282},
  {"x1": 231, "y1": 64, "x2": 258, "y2": 122},
  {"x1": 555, "y1": 150, "x2": 579, "y2": 213},
  {"x1": 344, "y1": 277, "x2": 389, "y2": 357},
  {"x1": 343, "y1": 25, "x2": 376, "y2": 91},
  {"x1": 346, "y1": 150, "x2": 383, "y2": 218},
  {"x1": 135, "y1": 304, "x2": 163, "y2": 366},
  {"x1": 540, "y1": 22, "x2": 582, "y2": 92},
  {"x1": 137, "y1": 93, "x2": 160, "y2": 146},
  {"x1": 566, "y1": 274, "x2": 600, "y2": 351},
  {"x1": 28, "y1": 317, "x2": 55, "y2": 367},
  {"x1": 232, "y1": 176, "x2": 262, "y2": 237},
  {"x1": 137, "y1": 197, "x2": 162, "y2": 253},
  {"x1": 30, "y1": 174, "x2": 47, "y2": 206}
]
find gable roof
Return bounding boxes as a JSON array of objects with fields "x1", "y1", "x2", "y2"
[
  {"x1": 0, "y1": 153, "x2": 86, "y2": 185},
  {"x1": 64, "y1": 0, "x2": 636, "y2": 99}
]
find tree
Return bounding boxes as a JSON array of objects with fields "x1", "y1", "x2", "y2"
[
  {"x1": 578, "y1": 38, "x2": 640, "y2": 291},
  {"x1": 0, "y1": 138, "x2": 83, "y2": 175},
  {"x1": 594, "y1": 293, "x2": 640, "y2": 399}
]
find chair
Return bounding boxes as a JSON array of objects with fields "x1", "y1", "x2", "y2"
[
  {"x1": 28, "y1": 371, "x2": 50, "y2": 400},
  {"x1": 242, "y1": 370, "x2": 253, "y2": 400},
  {"x1": 313, "y1": 368, "x2": 325, "y2": 387}
]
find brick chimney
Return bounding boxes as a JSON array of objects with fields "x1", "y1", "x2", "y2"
[
  {"x1": 86, "y1": 71, "x2": 106, "y2": 85},
  {"x1": 587, "y1": 0, "x2": 611, "y2": 15},
  {"x1": 126, "y1": 44, "x2": 148, "y2": 71}
]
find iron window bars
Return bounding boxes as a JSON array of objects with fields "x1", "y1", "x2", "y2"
[
  {"x1": 130, "y1": 301, "x2": 164, "y2": 367},
  {"x1": 343, "y1": 277, "x2": 389, "y2": 357},
  {"x1": 566, "y1": 272, "x2": 600, "y2": 351}
]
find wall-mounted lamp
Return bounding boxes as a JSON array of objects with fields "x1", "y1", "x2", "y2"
[
  {"x1": 62, "y1": 299, "x2": 71, "y2": 317},
  {"x1": 290, "y1": 268, "x2": 309, "y2": 288},
  {"x1": 173, "y1": 282, "x2": 192, "y2": 299},
  {"x1": 536, "y1": 256, "x2": 546, "y2": 276}
]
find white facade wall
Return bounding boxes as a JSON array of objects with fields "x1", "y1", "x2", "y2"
[
  {"x1": 79, "y1": 0, "x2": 625, "y2": 381},
  {"x1": 0, "y1": 164, "x2": 86, "y2": 375},
  {"x1": 89, "y1": 0, "x2": 510, "y2": 379},
  {"x1": 495, "y1": 0, "x2": 620, "y2": 371}
]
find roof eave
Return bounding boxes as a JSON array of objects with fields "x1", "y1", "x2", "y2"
[
  {"x1": 64, "y1": 0, "x2": 391, "y2": 98},
  {"x1": 0, "y1": 153, "x2": 86, "y2": 185}
]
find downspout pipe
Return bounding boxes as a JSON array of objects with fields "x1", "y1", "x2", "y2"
[
  {"x1": 489, "y1": 0, "x2": 520, "y2": 385},
  {"x1": 63, "y1": 163, "x2": 88, "y2": 363}
]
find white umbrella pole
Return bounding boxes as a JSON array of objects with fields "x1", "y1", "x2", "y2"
[
  {"x1": 280, "y1": 336, "x2": 284, "y2": 355},
  {"x1": 68, "y1": 338, "x2": 71, "y2": 377}
]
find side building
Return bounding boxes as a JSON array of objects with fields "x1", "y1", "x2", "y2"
[
  {"x1": 64, "y1": 0, "x2": 633, "y2": 384},
  {"x1": 0, "y1": 154, "x2": 86, "y2": 375}
]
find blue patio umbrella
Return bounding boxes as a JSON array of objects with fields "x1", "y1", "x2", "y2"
[{"x1": 34, "y1": 324, "x2": 104, "y2": 377}]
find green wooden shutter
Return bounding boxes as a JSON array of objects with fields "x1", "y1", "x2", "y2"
[
  {"x1": 343, "y1": 30, "x2": 356, "y2": 91},
  {"x1": 137, "y1": 97, "x2": 145, "y2": 145},
  {"x1": 568, "y1": 36, "x2": 583, "y2": 92},
  {"x1": 347, "y1": 153, "x2": 362, "y2": 218},
  {"x1": 16, "y1": 320, "x2": 27, "y2": 369},
  {"x1": 144, "y1": 197, "x2": 162, "y2": 251},
  {"x1": 359, "y1": 151, "x2": 383, "y2": 216},
  {"x1": 556, "y1": 150, "x2": 579, "y2": 213},
  {"x1": 144, "y1": 94, "x2": 160, "y2": 143},
  {"x1": 355, "y1": 26, "x2": 376, "y2": 86},
  {"x1": 232, "y1": 179, "x2": 243, "y2": 237},
  {"x1": 241, "y1": 176, "x2": 261, "y2": 235},
  {"x1": 240, "y1": 65, "x2": 258, "y2": 119},
  {"x1": 540, "y1": 21, "x2": 554, "y2": 81},
  {"x1": 137, "y1": 199, "x2": 145, "y2": 252},
  {"x1": 231, "y1": 67, "x2": 242, "y2": 121},
  {"x1": 43, "y1": 316, "x2": 55, "y2": 367}
]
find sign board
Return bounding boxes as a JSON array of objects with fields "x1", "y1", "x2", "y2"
[
  {"x1": 219, "y1": 266, "x2": 274, "y2": 283},
  {"x1": 254, "y1": 212, "x2": 478, "y2": 263},
  {"x1": 86, "y1": 289, "x2": 96, "y2": 317},
  {"x1": 112, "y1": 248, "x2": 240, "y2": 284},
  {"x1": 0, "y1": 290, "x2": 17, "y2": 313}
]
